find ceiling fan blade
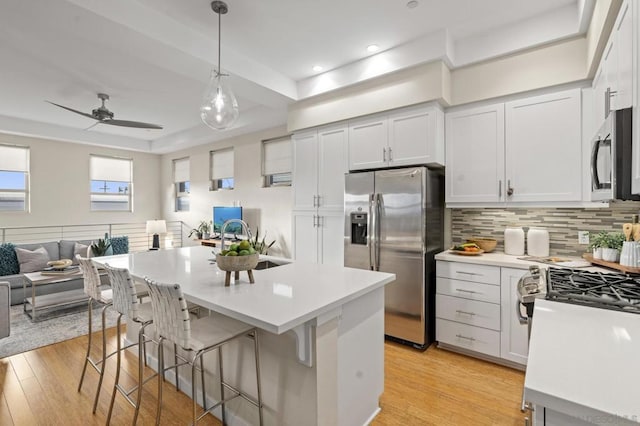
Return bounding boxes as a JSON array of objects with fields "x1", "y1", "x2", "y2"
[
  {"x1": 101, "y1": 119, "x2": 163, "y2": 129},
  {"x1": 46, "y1": 101, "x2": 96, "y2": 120}
]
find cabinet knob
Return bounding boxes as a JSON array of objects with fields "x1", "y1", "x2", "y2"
[
  {"x1": 382, "y1": 147, "x2": 386, "y2": 162},
  {"x1": 507, "y1": 180, "x2": 514, "y2": 196}
]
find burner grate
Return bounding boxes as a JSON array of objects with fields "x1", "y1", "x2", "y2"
[{"x1": 546, "y1": 268, "x2": 640, "y2": 313}]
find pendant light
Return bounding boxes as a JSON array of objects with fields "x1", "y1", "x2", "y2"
[{"x1": 200, "y1": 1, "x2": 239, "y2": 130}]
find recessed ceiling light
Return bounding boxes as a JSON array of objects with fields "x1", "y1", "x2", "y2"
[
  {"x1": 312, "y1": 65, "x2": 323, "y2": 72},
  {"x1": 406, "y1": 0, "x2": 419, "y2": 9},
  {"x1": 367, "y1": 44, "x2": 380, "y2": 53}
]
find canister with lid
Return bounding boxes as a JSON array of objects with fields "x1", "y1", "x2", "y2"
[
  {"x1": 527, "y1": 228, "x2": 550, "y2": 257},
  {"x1": 504, "y1": 227, "x2": 525, "y2": 255}
]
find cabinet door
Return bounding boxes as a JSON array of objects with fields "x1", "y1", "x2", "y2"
[
  {"x1": 318, "y1": 212, "x2": 344, "y2": 266},
  {"x1": 614, "y1": 0, "x2": 632, "y2": 109},
  {"x1": 505, "y1": 89, "x2": 582, "y2": 202},
  {"x1": 388, "y1": 106, "x2": 442, "y2": 167},
  {"x1": 318, "y1": 125, "x2": 348, "y2": 211},
  {"x1": 292, "y1": 211, "x2": 318, "y2": 263},
  {"x1": 603, "y1": 38, "x2": 618, "y2": 114},
  {"x1": 292, "y1": 131, "x2": 319, "y2": 211},
  {"x1": 592, "y1": 61, "x2": 608, "y2": 126},
  {"x1": 348, "y1": 115, "x2": 388, "y2": 170},
  {"x1": 500, "y1": 268, "x2": 529, "y2": 365},
  {"x1": 445, "y1": 103, "x2": 505, "y2": 204}
]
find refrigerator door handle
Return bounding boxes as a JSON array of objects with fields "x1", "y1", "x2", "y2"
[
  {"x1": 369, "y1": 193, "x2": 376, "y2": 270},
  {"x1": 375, "y1": 193, "x2": 382, "y2": 271}
]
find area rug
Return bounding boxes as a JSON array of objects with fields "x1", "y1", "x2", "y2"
[{"x1": 0, "y1": 304, "x2": 119, "y2": 359}]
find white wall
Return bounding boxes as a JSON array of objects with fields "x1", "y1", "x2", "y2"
[
  {"x1": 0, "y1": 132, "x2": 161, "y2": 228},
  {"x1": 161, "y1": 126, "x2": 293, "y2": 258}
]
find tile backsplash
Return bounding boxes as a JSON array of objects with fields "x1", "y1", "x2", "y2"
[{"x1": 451, "y1": 203, "x2": 640, "y2": 256}]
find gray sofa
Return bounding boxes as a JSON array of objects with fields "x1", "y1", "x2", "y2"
[
  {"x1": 0, "y1": 281, "x2": 8, "y2": 338},
  {"x1": 0, "y1": 238, "x2": 128, "y2": 306}
]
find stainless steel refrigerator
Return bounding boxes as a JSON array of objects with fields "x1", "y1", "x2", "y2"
[{"x1": 344, "y1": 166, "x2": 443, "y2": 349}]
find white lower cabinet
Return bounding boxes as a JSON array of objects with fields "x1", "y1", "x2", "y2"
[
  {"x1": 500, "y1": 267, "x2": 530, "y2": 364},
  {"x1": 436, "y1": 260, "x2": 528, "y2": 366}
]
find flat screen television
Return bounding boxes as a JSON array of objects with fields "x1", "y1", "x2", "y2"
[{"x1": 212, "y1": 206, "x2": 243, "y2": 235}]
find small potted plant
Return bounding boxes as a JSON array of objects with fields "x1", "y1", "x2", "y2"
[
  {"x1": 589, "y1": 231, "x2": 607, "y2": 259},
  {"x1": 249, "y1": 227, "x2": 276, "y2": 255},
  {"x1": 90, "y1": 235, "x2": 113, "y2": 257},
  {"x1": 600, "y1": 232, "x2": 625, "y2": 262},
  {"x1": 188, "y1": 220, "x2": 212, "y2": 240}
]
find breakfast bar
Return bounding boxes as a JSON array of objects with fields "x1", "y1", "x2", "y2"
[{"x1": 95, "y1": 246, "x2": 395, "y2": 425}]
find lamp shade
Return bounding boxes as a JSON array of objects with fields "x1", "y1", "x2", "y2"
[
  {"x1": 146, "y1": 220, "x2": 167, "y2": 234},
  {"x1": 200, "y1": 72, "x2": 239, "y2": 130}
]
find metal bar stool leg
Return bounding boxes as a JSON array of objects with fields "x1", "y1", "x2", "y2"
[
  {"x1": 219, "y1": 346, "x2": 226, "y2": 425},
  {"x1": 253, "y1": 330, "x2": 264, "y2": 426},
  {"x1": 106, "y1": 314, "x2": 124, "y2": 424},
  {"x1": 92, "y1": 303, "x2": 109, "y2": 413},
  {"x1": 156, "y1": 337, "x2": 165, "y2": 425},
  {"x1": 78, "y1": 298, "x2": 94, "y2": 392}
]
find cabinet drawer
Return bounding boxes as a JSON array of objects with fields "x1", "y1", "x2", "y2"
[
  {"x1": 436, "y1": 277, "x2": 501, "y2": 304},
  {"x1": 436, "y1": 294, "x2": 500, "y2": 331},
  {"x1": 436, "y1": 318, "x2": 500, "y2": 358},
  {"x1": 436, "y1": 261, "x2": 500, "y2": 286}
]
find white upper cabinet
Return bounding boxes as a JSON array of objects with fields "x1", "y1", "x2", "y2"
[
  {"x1": 293, "y1": 125, "x2": 347, "y2": 212},
  {"x1": 614, "y1": 0, "x2": 632, "y2": 109},
  {"x1": 445, "y1": 103, "x2": 505, "y2": 204},
  {"x1": 446, "y1": 88, "x2": 582, "y2": 206},
  {"x1": 388, "y1": 106, "x2": 444, "y2": 167},
  {"x1": 349, "y1": 104, "x2": 444, "y2": 171},
  {"x1": 592, "y1": 0, "x2": 632, "y2": 124},
  {"x1": 318, "y1": 125, "x2": 349, "y2": 211},
  {"x1": 505, "y1": 89, "x2": 582, "y2": 202},
  {"x1": 348, "y1": 115, "x2": 388, "y2": 170}
]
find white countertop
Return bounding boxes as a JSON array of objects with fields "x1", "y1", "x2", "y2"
[
  {"x1": 524, "y1": 299, "x2": 640, "y2": 425},
  {"x1": 94, "y1": 246, "x2": 395, "y2": 335},
  {"x1": 435, "y1": 250, "x2": 607, "y2": 272}
]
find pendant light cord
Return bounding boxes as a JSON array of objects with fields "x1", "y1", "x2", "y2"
[{"x1": 217, "y1": 8, "x2": 221, "y2": 76}]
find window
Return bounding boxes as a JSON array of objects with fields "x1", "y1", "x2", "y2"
[
  {"x1": 210, "y1": 148, "x2": 234, "y2": 190},
  {"x1": 262, "y1": 136, "x2": 292, "y2": 187},
  {"x1": 173, "y1": 157, "x2": 190, "y2": 211},
  {"x1": 90, "y1": 155, "x2": 132, "y2": 211},
  {"x1": 0, "y1": 144, "x2": 29, "y2": 211}
]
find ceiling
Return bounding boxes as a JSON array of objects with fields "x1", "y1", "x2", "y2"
[{"x1": 0, "y1": 0, "x2": 593, "y2": 154}]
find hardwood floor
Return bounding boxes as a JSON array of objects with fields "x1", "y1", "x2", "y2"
[{"x1": 0, "y1": 329, "x2": 525, "y2": 425}]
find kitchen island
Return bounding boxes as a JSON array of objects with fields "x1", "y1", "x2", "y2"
[
  {"x1": 95, "y1": 246, "x2": 395, "y2": 426},
  {"x1": 525, "y1": 299, "x2": 640, "y2": 426}
]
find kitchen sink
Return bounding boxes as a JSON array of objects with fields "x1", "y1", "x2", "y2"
[{"x1": 254, "y1": 260, "x2": 285, "y2": 270}]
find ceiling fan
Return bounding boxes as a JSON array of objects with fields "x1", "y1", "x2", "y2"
[{"x1": 47, "y1": 93, "x2": 163, "y2": 129}]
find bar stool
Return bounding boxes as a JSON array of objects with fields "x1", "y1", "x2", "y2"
[
  {"x1": 76, "y1": 255, "x2": 114, "y2": 414},
  {"x1": 103, "y1": 264, "x2": 155, "y2": 425},
  {"x1": 144, "y1": 277, "x2": 263, "y2": 425}
]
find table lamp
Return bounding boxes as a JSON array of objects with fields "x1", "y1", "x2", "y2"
[{"x1": 146, "y1": 220, "x2": 167, "y2": 250}]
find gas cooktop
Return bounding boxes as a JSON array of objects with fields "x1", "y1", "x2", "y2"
[{"x1": 547, "y1": 268, "x2": 640, "y2": 314}]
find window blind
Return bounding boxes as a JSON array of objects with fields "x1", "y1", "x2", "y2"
[
  {"x1": 173, "y1": 157, "x2": 190, "y2": 183},
  {"x1": 90, "y1": 155, "x2": 132, "y2": 182},
  {"x1": 0, "y1": 145, "x2": 29, "y2": 172},
  {"x1": 263, "y1": 137, "x2": 292, "y2": 175},
  {"x1": 210, "y1": 149, "x2": 234, "y2": 179}
]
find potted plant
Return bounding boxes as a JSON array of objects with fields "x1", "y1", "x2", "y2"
[
  {"x1": 90, "y1": 236, "x2": 112, "y2": 257},
  {"x1": 589, "y1": 231, "x2": 608, "y2": 259},
  {"x1": 249, "y1": 227, "x2": 276, "y2": 255},
  {"x1": 600, "y1": 232, "x2": 625, "y2": 262},
  {"x1": 188, "y1": 220, "x2": 212, "y2": 240}
]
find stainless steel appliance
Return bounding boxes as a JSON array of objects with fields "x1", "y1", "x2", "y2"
[
  {"x1": 590, "y1": 107, "x2": 639, "y2": 201},
  {"x1": 344, "y1": 166, "x2": 444, "y2": 348}
]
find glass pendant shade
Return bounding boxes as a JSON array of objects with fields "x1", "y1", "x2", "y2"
[{"x1": 200, "y1": 70, "x2": 239, "y2": 130}]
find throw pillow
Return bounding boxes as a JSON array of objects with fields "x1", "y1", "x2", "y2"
[
  {"x1": 111, "y1": 236, "x2": 129, "y2": 255},
  {"x1": 15, "y1": 246, "x2": 51, "y2": 273},
  {"x1": 0, "y1": 242, "x2": 20, "y2": 276},
  {"x1": 73, "y1": 242, "x2": 90, "y2": 264}
]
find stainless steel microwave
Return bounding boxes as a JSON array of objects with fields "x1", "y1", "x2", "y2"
[{"x1": 591, "y1": 108, "x2": 639, "y2": 201}]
